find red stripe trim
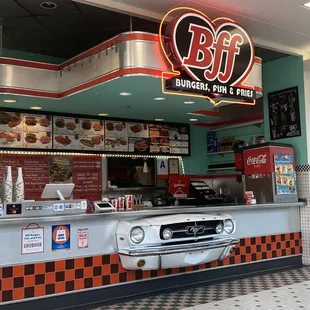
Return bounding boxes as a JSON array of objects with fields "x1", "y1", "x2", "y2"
[
  {"x1": 191, "y1": 110, "x2": 220, "y2": 118},
  {"x1": 0, "y1": 58, "x2": 60, "y2": 71},
  {"x1": 158, "y1": 174, "x2": 238, "y2": 180},
  {"x1": 0, "y1": 87, "x2": 59, "y2": 98},
  {"x1": 254, "y1": 57, "x2": 262, "y2": 65}
]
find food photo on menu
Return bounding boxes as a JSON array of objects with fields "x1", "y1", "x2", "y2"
[
  {"x1": 128, "y1": 122, "x2": 149, "y2": 138},
  {"x1": 23, "y1": 114, "x2": 52, "y2": 132},
  {"x1": 53, "y1": 117, "x2": 80, "y2": 134},
  {"x1": 0, "y1": 111, "x2": 23, "y2": 148},
  {"x1": 80, "y1": 118, "x2": 104, "y2": 135},
  {"x1": 54, "y1": 134, "x2": 80, "y2": 150},
  {"x1": 129, "y1": 138, "x2": 150, "y2": 153},
  {"x1": 105, "y1": 137, "x2": 128, "y2": 152},
  {"x1": 149, "y1": 124, "x2": 170, "y2": 153},
  {"x1": 80, "y1": 135, "x2": 104, "y2": 150},
  {"x1": 105, "y1": 121, "x2": 127, "y2": 137},
  {"x1": 24, "y1": 132, "x2": 52, "y2": 149},
  {"x1": 49, "y1": 156, "x2": 72, "y2": 184}
]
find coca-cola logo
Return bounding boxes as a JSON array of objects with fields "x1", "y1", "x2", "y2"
[
  {"x1": 167, "y1": 10, "x2": 254, "y2": 86},
  {"x1": 247, "y1": 155, "x2": 267, "y2": 165}
]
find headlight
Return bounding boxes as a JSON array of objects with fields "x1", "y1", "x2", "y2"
[
  {"x1": 215, "y1": 223, "x2": 224, "y2": 234},
  {"x1": 130, "y1": 226, "x2": 145, "y2": 244},
  {"x1": 224, "y1": 219, "x2": 234, "y2": 234},
  {"x1": 163, "y1": 228, "x2": 173, "y2": 240}
]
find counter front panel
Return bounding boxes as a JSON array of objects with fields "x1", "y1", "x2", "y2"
[{"x1": 0, "y1": 203, "x2": 303, "y2": 305}]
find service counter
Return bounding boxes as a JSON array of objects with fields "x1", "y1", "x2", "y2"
[{"x1": 0, "y1": 202, "x2": 304, "y2": 309}]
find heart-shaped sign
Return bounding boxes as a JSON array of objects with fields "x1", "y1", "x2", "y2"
[{"x1": 166, "y1": 12, "x2": 255, "y2": 87}]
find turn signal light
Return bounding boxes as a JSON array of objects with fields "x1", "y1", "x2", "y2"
[{"x1": 137, "y1": 260, "x2": 146, "y2": 268}]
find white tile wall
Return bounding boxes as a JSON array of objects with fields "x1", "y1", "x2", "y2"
[{"x1": 296, "y1": 169, "x2": 310, "y2": 265}]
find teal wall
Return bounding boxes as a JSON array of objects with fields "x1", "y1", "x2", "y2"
[
  {"x1": 263, "y1": 55, "x2": 307, "y2": 165},
  {"x1": 183, "y1": 55, "x2": 307, "y2": 174},
  {"x1": 183, "y1": 126, "x2": 208, "y2": 174},
  {"x1": 3, "y1": 49, "x2": 66, "y2": 64}
]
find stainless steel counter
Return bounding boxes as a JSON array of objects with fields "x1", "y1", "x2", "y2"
[{"x1": 0, "y1": 202, "x2": 304, "y2": 225}]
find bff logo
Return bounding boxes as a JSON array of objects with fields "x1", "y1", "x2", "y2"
[{"x1": 169, "y1": 12, "x2": 255, "y2": 86}]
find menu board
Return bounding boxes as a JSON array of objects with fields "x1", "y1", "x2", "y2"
[
  {"x1": 0, "y1": 111, "x2": 23, "y2": 148},
  {"x1": 72, "y1": 156, "x2": 102, "y2": 201},
  {"x1": 0, "y1": 154, "x2": 49, "y2": 200},
  {"x1": 0, "y1": 110, "x2": 191, "y2": 156},
  {"x1": 274, "y1": 154, "x2": 296, "y2": 195},
  {"x1": 0, "y1": 154, "x2": 102, "y2": 201},
  {"x1": 268, "y1": 86, "x2": 301, "y2": 140}
]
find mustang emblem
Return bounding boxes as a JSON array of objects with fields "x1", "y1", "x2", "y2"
[{"x1": 186, "y1": 224, "x2": 205, "y2": 236}]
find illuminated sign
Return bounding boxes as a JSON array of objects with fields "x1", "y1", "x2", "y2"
[{"x1": 159, "y1": 7, "x2": 256, "y2": 105}]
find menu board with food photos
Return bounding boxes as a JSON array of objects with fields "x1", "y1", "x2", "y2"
[
  {"x1": 274, "y1": 154, "x2": 296, "y2": 195},
  {"x1": 0, "y1": 110, "x2": 190, "y2": 156}
]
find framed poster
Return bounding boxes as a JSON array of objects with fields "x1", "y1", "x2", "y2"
[
  {"x1": 268, "y1": 86, "x2": 301, "y2": 140},
  {"x1": 168, "y1": 158, "x2": 179, "y2": 175}
]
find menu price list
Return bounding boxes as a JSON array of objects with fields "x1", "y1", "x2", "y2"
[{"x1": 72, "y1": 156, "x2": 102, "y2": 201}]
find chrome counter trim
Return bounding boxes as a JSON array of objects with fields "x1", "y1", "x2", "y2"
[
  {"x1": 118, "y1": 237, "x2": 239, "y2": 256},
  {"x1": 0, "y1": 202, "x2": 304, "y2": 225}
]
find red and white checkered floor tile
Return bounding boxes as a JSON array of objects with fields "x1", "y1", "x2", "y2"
[{"x1": 89, "y1": 267, "x2": 310, "y2": 310}]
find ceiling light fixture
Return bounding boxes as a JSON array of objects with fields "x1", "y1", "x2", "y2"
[
  {"x1": 3, "y1": 99, "x2": 16, "y2": 103},
  {"x1": 153, "y1": 97, "x2": 165, "y2": 101},
  {"x1": 189, "y1": 118, "x2": 198, "y2": 122},
  {"x1": 40, "y1": 1, "x2": 57, "y2": 9},
  {"x1": 99, "y1": 113, "x2": 108, "y2": 116},
  {"x1": 119, "y1": 92, "x2": 132, "y2": 96},
  {"x1": 155, "y1": 118, "x2": 164, "y2": 121},
  {"x1": 30, "y1": 106, "x2": 42, "y2": 110},
  {"x1": 184, "y1": 101, "x2": 194, "y2": 104},
  {"x1": 304, "y1": 2, "x2": 310, "y2": 7}
]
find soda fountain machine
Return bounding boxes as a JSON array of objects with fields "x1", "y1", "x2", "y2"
[{"x1": 235, "y1": 143, "x2": 298, "y2": 203}]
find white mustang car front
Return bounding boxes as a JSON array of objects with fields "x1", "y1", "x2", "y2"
[{"x1": 116, "y1": 213, "x2": 239, "y2": 270}]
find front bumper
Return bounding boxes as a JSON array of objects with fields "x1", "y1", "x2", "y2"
[{"x1": 118, "y1": 237, "x2": 239, "y2": 270}]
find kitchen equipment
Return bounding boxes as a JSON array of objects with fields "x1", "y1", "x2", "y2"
[
  {"x1": 189, "y1": 181, "x2": 224, "y2": 204},
  {"x1": 153, "y1": 193, "x2": 176, "y2": 207}
]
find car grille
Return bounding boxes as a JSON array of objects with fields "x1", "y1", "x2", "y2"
[{"x1": 159, "y1": 220, "x2": 222, "y2": 240}]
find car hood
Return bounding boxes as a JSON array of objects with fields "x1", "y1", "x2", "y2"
[{"x1": 128, "y1": 213, "x2": 232, "y2": 226}]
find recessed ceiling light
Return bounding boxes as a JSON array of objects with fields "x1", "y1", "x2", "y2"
[
  {"x1": 120, "y1": 92, "x2": 132, "y2": 96},
  {"x1": 189, "y1": 118, "x2": 198, "y2": 122},
  {"x1": 304, "y1": 2, "x2": 310, "y2": 7},
  {"x1": 4, "y1": 99, "x2": 16, "y2": 103},
  {"x1": 155, "y1": 118, "x2": 164, "y2": 121},
  {"x1": 184, "y1": 101, "x2": 195, "y2": 104},
  {"x1": 153, "y1": 97, "x2": 165, "y2": 101},
  {"x1": 31, "y1": 106, "x2": 42, "y2": 110},
  {"x1": 99, "y1": 113, "x2": 108, "y2": 116},
  {"x1": 40, "y1": 1, "x2": 57, "y2": 9}
]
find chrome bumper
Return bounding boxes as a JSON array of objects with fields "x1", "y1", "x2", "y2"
[{"x1": 118, "y1": 237, "x2": 240, "y2": 257}]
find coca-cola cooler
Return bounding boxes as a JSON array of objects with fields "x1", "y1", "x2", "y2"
[{"x1": 237, "y1": 143, "x2": 297, "y2": 203}]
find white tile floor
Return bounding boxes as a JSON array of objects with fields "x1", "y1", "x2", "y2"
[{"x1": 185, "y1": 280, "x2": 310, "y2": 310}]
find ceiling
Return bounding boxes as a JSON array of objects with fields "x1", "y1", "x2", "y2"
[
  {"x1": 76, "y1": 0, "x2": 310, "y2": 58},
  {"x1": 0, "y1": 76, "x2": 222, "y2": 124},
  {"x1": 1, "y1": 0, "x2": 160, "y2": 58},
  {"x1": 1, "y1": 0, "x2": 290, "y2": 62}
]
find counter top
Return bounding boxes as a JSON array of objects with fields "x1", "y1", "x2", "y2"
[{"x1": 0, "y1": 202, "x2": 305, "y2": 225}]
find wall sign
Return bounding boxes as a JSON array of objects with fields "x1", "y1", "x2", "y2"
[
  {"x1": 268, "y1": 86, "x2": 301, "y2": 140},
  {"x1": 157, "y1": 159, "x2": 168, "y2": 175},
  {"x1": 21, "y1": 223, "x2": 44, "y2": 255},
  {"x1": 168, "y1": 158, "x2": 180, "y2": 175},
  {"x1": 160, "y1": 7, "x2": 256, "y2": 104},
  {"x1": 77, "y1": 228, "x2": 89, "y2": 249},
  {"x1": 52, "y1": 224, "x2": 70, "y2": 252}
]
